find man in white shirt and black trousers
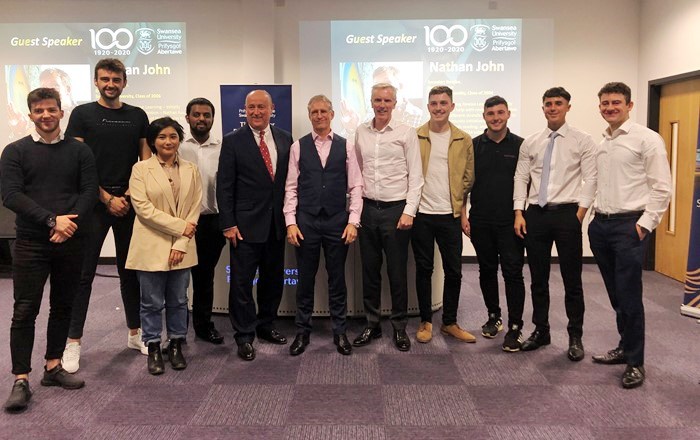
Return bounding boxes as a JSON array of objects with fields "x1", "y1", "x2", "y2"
[
  {"x1": 352, "y1": 82, "x2": 424, "y2": 352},
  {"x1": 513, "y1": 86, "x2": 598, "y2": 362},
  {"x1": 589, "y1": 82, "x2": 671, "y2": 389},
  {"x1": 179, "y1": 97, "x2": 225, "y2": 344}
]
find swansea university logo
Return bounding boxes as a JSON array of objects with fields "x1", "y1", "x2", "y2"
[
  {"x1": 470, "y1": 24, "x2": 491, "y2": 52},
  {"x1": 135, "y1": 28, "x2": 156, "y2": 55}
]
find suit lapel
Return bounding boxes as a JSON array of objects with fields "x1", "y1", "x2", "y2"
[
  {"x1": 270, "y1": 127, "x2": 287, "y2": 183},
  {"x1": 147, "y1": 156, "x2": 177, "y2": 215}
]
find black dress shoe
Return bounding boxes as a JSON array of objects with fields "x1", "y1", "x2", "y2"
[
  {"x1": 352, "y1": 327, "x2": 382, "y2": 347},
  {"x1": 289, "y1": 334, "x2": 310, "y2": 356},
  {"x1": 521, "y1": 329, "x2": 551, "y2": 351},
  {"x1": 237, "y1": 343, "x2": 256, "y2": 361},
  {"x1": 393, "y1": 329, "x2": 411, "y2": 352},
  {"x1": 334, "y1": 334, "x2": 352, "y2": 355},
  {"x1": 592, "y1": 347, "x2": 626, "y2": 365},
  {"x1": 195, "y1": 325, "x2": 224, "y2": 345},
  {"x1": 147, "y1": 342, "x2": 165, "y2": 375},
  {"x1": 167, "y1": 338, "x2": 187, "y2": 370},
  {"x1": 622, "y1": 365, "x2": 645, "y2": 389},
  {"x1": 567, "y1": 336, "x2": 584, "y2": 362},
  {"x1": 4, "y1": 379, "x2": 31, "y2": 413},
  {"x1": 257, "y1": 329, "x2": 287, "y2": 345}
]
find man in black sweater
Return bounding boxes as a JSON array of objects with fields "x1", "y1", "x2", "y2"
[{"x1": 1, "y1": 88, "x2": 98, "y2": 412}]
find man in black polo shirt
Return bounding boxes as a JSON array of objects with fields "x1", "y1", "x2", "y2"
[
  {"x1": 62, "y1": 59, "x2": 150, "y2": 373},
  {"x1": 2, "y1": 88, "x2": 97, "y2": 412},
  {"x1": 464, "y1": 96, "x2": 526, "y2": 352}
]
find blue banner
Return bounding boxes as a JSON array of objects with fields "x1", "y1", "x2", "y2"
[
  {"x1": 682, "y1": 113, "x2": 700, "y2": 311},
  {"x1": 219, "y1": 84, "x2": 292, "y2": 136}
]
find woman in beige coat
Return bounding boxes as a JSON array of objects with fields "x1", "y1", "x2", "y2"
[{"x1": 126, "y1": 117, "x2": 202, "y2": 375}]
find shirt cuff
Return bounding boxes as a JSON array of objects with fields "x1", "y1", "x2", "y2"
[
  {"x1": 637, "y1": 213, "x2": 656, "y2": 233},
  {"x1": 284, "y1": 214, "x2": 297, "y2": 227}
]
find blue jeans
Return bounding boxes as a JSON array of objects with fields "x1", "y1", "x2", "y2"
[{"x1": 137, "y1": 269, "x2": 190, "y2": 344}]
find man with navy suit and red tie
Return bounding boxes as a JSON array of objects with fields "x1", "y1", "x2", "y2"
[{"x1": 216, "y1": 89, "x2": 293, "y2": 361}]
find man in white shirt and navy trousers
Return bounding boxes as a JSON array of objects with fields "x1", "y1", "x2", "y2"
[{"x1": 589, "y1": 82, "x2": 671, "y2": 389}]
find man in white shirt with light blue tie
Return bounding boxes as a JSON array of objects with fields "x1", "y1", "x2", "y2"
[
  {"x1": 513, "y1": 87, "x2": 598, "y2": 362},
  {"x1": 589, "y1": 82, "x2": 671, "y2": 389}
]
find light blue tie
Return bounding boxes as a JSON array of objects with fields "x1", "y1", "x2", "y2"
[{"x1": 538, "y1": 131, "x2": 559, "y2": 207}]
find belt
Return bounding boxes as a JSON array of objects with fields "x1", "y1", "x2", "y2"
[
  {"x1": 530, "y1": 203, "x2": 578, "y2": 212},
  {"x1": 595, "y1": 210, "x2": 644, "y2": 220},
  {"x1": 102, "y1": 185, "x2": 129, "y2": 197},
  {"x1": 363, "y1": 198, "x2": 405, "y2": 209}
]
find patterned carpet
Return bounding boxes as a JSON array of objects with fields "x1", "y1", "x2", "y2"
[{"x1": 0, "y1": 264, "x2": 698, "y2": 440}]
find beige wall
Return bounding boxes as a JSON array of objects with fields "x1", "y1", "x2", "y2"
[
  {"x1": 637, "y1": 0, "x2": 700, "y2": 123},
  {"x1": 2, "y1": 0, "x2": 669, "y2": 257}
]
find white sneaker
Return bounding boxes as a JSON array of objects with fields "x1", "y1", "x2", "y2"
[
  {"x1": 127, "y1": 329, "x2": 148, "y2": 355},
  {"x1": 62, "y1": 342, "x2": 81, "y2": 373}
]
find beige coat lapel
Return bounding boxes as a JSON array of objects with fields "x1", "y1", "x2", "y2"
[
  {"x1": 147, "y1": 156, "x2": 178, "y2": 215},
  {"x1": 177, "y1": 161, "x2": 193, "y2": 217}
]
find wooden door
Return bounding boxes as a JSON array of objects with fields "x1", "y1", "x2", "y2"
[{"x1": 656, "y1": 79, "x2": 700, "y2": 281}]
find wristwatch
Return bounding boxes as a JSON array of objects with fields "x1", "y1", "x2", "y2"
[
  {"x1": 350, "y1": 222, "x2": 361, "y2": 228},
  {"x1": 46, "y1": 215, "x2": 56, "y2": 228}
]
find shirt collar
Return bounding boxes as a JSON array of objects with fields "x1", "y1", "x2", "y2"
[
  {"x1": 366, "y1": 117, "x2": 395, "y2": 133},
  {"x1": 31, "y1": 129, "x2": 64, "y2": 144},
  {"x1": 547, "y1": 122, "x2": 569, "y2": 138},
  {"x1": 312, "y1": 130, "x2": 334, "y2": 142},
  {"x1": 603, "y1": 118, "x2": 633, "y2": 139},
  {"x1": 251, "y1": 125, "x2": 271, "y2": 137},
  {"x1": 482, "y1": 128, "x2": 513, "y2": 144},
  {"x1": 157, "y1": 153, "x2": 179, "y2": 166},
  {"x1": 184, "y1": 135, "x2": 220, "y2": 147}
]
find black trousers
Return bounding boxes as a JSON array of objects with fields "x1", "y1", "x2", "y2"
[
  {"x1": 588, "y1": 215, "x2": 648, "y2": 366},
  {"x1": 470, "y1": 221, "x2": 525, "y2": 328},
  {"x1": 69, "y1": 203, "x2": 141, "y2": 339},
  {"x1": 524, "y1": 204, "x2": 584, "y2": 337},
  {"x1": 191, "y1": 214, "x2": 226, "y2": 332},
  {"x1": 359, "y1": 201, "x2": 410, "y2": 330},
  {"x1": 228, "y1": 221, "x2": 285, "y2": 345},
  {"x1": 10, "y1": 238, "x2": 83, "y2": 374},
  {"x1": 411, "y1": 213, "x2": 463, "y2": 325},
  {"x1": 294, "y1": 210, "x2": 349, "y2": 336}
]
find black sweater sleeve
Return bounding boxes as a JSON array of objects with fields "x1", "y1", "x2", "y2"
[{"x1": 0, "y1": 142, "x2": 52, "y2": 225}]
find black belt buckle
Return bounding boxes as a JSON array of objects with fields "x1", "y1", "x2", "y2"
[
  {"x1": 596, "y1": 210, "x2": 644, "y2": 220},
  {"x1": 534, "y1": 203, "x2": 577, "y2": 212},
  {"x1": 363, "y1": 198, "x2": 405, "y2": 209},
  {"x1": 102, "y1": 186, "x2": 128, "y2": 197}
]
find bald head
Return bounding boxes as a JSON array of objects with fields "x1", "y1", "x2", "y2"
[{"x1": 245, "y1": 89, "x2": 274, "y2": 131}]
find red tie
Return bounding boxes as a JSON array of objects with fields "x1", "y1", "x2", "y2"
[{"x1": 258, "y1": 129, "x2": 274, "y2": 181}]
